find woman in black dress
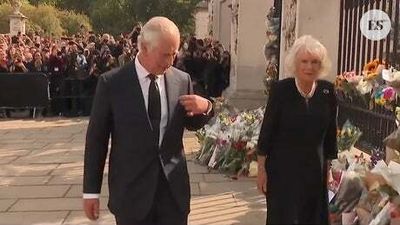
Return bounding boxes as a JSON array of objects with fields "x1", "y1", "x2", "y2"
[{"x1": 257, "y1": 35, "x2": 337, "y2": 225}]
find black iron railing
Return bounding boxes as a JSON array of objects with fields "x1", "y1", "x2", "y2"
[
  {"x1": 337, "y1": 0, "x2": 400, "y2": 75},
  {"x1": 337, "y1": 96, "x2": 397, "y2": 154}
]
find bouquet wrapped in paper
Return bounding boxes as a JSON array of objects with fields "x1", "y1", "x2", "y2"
[
  {"x1": 337, "y1": 120, "x2": 363, "y2": 152},
  {"x1": 195, "y1": 99, "x2": 265, "y2": 177},
  {"x1": 383, "y1": 68, "x2": 400, "y2": 89},
  {"x1": 383, "y1": 112, "x2": 400, "y2": 164}
]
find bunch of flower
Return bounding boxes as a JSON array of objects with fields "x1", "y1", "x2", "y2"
[
  {"x1": 335, "y1": 59, "x2": 400, "y2": 112},
  {"x1": 383, "y1": 67, "x2": 400, "y2": 89},
  {"x1": 195, "y1": 101, "x2": 265, "y2": 177},
  {"x1": 328, "y1": 149, "x2": 400, "y2": 225},
  {"x1": 343, "y1": 71, "x2": 363, "y2": 84},
  {"x1": 371, "y1": 147, "x2": 386, "y2": 167},
  {"x1": 363, "y1": 59, "x2": 385, "y2": 81},
  {"x1": 337, "y1": 120, "x2": 363, "y2": 152},
  {"x1": 374, "y1": 86, "x2": 396, "y2": 108}
]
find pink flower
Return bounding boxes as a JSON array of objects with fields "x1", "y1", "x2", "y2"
[{"x1": 383, "y1": 87, "x2": 396, "y2": 101}]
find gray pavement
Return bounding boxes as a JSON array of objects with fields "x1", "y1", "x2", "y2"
[{"x1": 0, "y1": 118, "x2": 265, "y2": 225}]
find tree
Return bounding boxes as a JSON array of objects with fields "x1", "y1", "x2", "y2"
[
  {"x1": 128, "y1": 0, "x2": 201, "y2": 35},
  {"x1": 27, "y1": 0, "x2": 60, "y2": 6},
  {"x1": 90, "y1": 0, "x2": 134, "y2": 35},
  {"x1": 54, "y1": 0, "x2": 91, "y2": 15},
  {"x1": 5, "y1": 0, "x2": 203, "y2": 36},
  {"x1": 58, "y1": 10, "x2": 91, "y2": 35}
]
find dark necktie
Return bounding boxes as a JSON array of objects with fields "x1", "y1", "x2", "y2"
[{"x1": 148, "y1": 74, "x2": 161, "y2": 145}]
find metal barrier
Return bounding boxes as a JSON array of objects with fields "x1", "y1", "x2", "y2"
[
  {"x1": 0, "y1": 73, "x2": 50, "y2": 118},
  {"x1": 338, "y1": 99, "x2": 397, "y2": 154}
]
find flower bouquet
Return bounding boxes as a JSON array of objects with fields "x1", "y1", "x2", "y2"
[
  {"x1": 337, "y1": 120, "x2": 363, "y2": 153},
  {"x1": 383, "y1": 68, "x2": 400, "y2": 90},
  {"x1": 195, "y1": 99, "x2": 265, "y2": 177}
]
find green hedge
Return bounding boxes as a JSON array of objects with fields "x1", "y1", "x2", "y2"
[{"x1": 0, "y1": 2, "x2": 92, "y2": 36}]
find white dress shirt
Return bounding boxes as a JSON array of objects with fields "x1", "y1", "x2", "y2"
[{"x1": 83, "y1": 57, "x2": 169, "y2": 199}]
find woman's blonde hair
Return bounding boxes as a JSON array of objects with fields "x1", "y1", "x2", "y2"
[{"x1": 285, "y1": 35, "x2": 331, "y2": 77}]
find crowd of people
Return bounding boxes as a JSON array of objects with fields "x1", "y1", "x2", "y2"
[
  {"x1": 0, "y1": 25, "x2": 231, "y2": 117},
  {"x1": 175, "y1": 36, "x2": 231, "y2": 98}
]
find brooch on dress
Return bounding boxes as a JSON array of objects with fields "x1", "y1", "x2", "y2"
[{"x1": 323, "y1": 89, "x2": 330, "y2": 94}]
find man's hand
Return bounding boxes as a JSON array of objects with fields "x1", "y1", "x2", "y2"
[
  {"x1": 83, "y1": 198, "x2": 100, "y2": 221},
  {"x1": 179, "y1": 95, "x2": 210, "y2": 117},
  {"x1": 257, "y1": 169, "x2": 267, "y2": 195}
]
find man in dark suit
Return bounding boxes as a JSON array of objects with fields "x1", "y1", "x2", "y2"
[{"x1": 82, "y1": 17, "x2": 213, "y2": 225}]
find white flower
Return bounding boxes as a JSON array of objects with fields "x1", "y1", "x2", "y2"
[
  {"x1": 393, "y1": 71, "x2": 400, "y2": 81},
  {"x1": 356, "y1": 79, "x2": 373, "y2": 94}
]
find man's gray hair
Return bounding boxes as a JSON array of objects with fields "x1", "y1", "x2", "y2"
[
  {"x1": 137, "y1": 17, "x2": 180, "y2": 51},
  {"x1": 285, "y1": 35, "x2": 331, "y2": 77}
]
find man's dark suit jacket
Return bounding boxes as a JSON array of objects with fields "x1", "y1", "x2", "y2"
[{"x1": 83, "y1": 62, "x2": 212, "y2": 220}]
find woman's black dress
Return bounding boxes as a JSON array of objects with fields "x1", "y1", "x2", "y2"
[{"x1": 257, "y1": 78, "x2": 338, "y2": 225}]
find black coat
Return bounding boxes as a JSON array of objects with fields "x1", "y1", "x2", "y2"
[
  {"x1": 83, "y1": 62, "x2": 212, "y2": 220},
  {"x1": 257, "y1": 78, "x2": 338, "y2": 225}
]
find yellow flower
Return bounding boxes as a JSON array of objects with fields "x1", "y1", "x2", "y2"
[{"x1": 363, "y1": 59, "x2": 379, "y2": 72}]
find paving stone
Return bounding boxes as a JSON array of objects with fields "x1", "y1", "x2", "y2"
[
  {"x1": 189, "y1": 173, "x2": 204, "y2": 182},
  {"x1": 198, "y1": 181, "x2": 257, "y2": 195},
  {"x1": 48, "y1": 175, "x2": 83, "y2": 185},
  {"x1": 63, "y1": 210, "x2": 115, "y2": 225},
  {"x1": 191, "y1": 182, "x2": 200, "y2": 196},
  {"x1": 0, "y1": 150, "x2": 31, "y2": 157},
  {"x1": 0, "y1": 119, "x2": 266, "y2": 224},
  {"x1": 0, "y1": 199, "x2": 17, "y2": 212},
  {"x1": 44, "y1": 143, "x2": 84, "y2": 151},
  {"x1": 10, "y1": 197, "x2": 109, "y2": 211},
  {"x1": 187, "y1": 161, "x2": 209, "y2": 174},
  {"x1": 204, "y1": 173, "x2": 232, "y2": 182},
  {"x1": 191, "y1": 193, "x2": 237, "y2": 208},
  {"x1": 69, "y1": 136, "x2": 85, "y2": 143},
  {"x1": 0, "y1": 176, "x2": 51, "y2": 186},
  {"x1": 0, "y1": 156, "x2": 17, "y2": 165},
  {"x1": 0, "y1": 211, "x2": 69, "y2": 225},
  {"x1": 0, "y1": 138, "x2": 35, "y2": 145},
  {"x1": 14, "y1": 155, "x2": 83, "y2": 164},
  {"x1": 0, "y1": 164, "x2": 58, "y2": 176},
  {"x1": 0, "y1": 185, "x2": 70, "y2": 199},
  {"x1": 0, "y1": 142, "x2": 48, "y2": 151},
  {"x1": 189, "y1": 193, "x2": 253, "y2": 225},
  {"x1": 65, "y1": 184, "x2": 109, "y2": 197},
  {"x1": 50, "y1": 162, "x2": 84, "y2": 176}
]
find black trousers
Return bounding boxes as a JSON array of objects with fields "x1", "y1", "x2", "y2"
[{"x1": 115, "y1": 169, "x2": 188, "y2": 225}]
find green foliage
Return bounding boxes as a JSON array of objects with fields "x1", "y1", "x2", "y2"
[
  {"x1": 132, "y1": 0, "x2": 201, "y2": 35},
  {"x1": 53, "y1": 0, "x2": 91, "y2": 15},
  {"x1": 0, "y1": 4, "x2": 12, "y2": 34},
  {"x1": 73, "y1": 0, "x2": 201, "y2": 35},
  {"x1": 1, "y1": 0, "x2": 202, "y2": 36},
  {"x1": 58, "y1": 10, "x2": 91, "y2": 35},
  {"x1": 27, "y1": 0, "x2": 60, "y2": 6},
  {"x1": 0, "y1": 2, "x2": 92, "y2": 36},
  {"x1": 23, "y1": 4, "x2": 64, "y2": 36},
  {"x1": 90, "y1": 0, "x2": 134, "y2": 35}
]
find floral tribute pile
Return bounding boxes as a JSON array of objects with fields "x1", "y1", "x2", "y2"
[
  {"x1": 329, "y1": 103, "x2": 400, "y2": 225},
  {"x1": 336, "y1": 59, "x2": 400, "y2": 111},
  {"x1": 195, "y1": 98, "x2": 264, "y2": 178}
]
